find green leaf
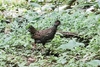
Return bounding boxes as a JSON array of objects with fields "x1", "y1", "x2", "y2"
[
  {"x1": 87, "y1": 60, "x2": 100, "y2": 66},
  {"x1": 57, "y1": 57, "x2": 67, "y2": 64},
  {"x1": 30, "y1": 3, "x2": 41, "y2": 7},
  {"x1": 58, "y1": 39, "x2": 84, "y2": 50}
]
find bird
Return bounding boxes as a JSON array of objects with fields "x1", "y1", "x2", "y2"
[{"x1": 28, "y1": 20, "x2": 61, "y2": 49}]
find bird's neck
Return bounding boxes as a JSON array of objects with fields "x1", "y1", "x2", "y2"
[
  {"x1": 53, "y1": 25, "x2": 58, "y2": 28},
  {"x1": 52, "y1": 25, "x2": 58, "y2": 31}
]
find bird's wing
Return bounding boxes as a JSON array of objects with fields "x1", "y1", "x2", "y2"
[{"x1": 33, "y1": 28, "x2": 52, "y2": 39}]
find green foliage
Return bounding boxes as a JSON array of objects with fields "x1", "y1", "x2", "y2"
[
  {"x1": 0, "y1": 0, "x2": 100, "y2": 67},
  {"x1": 58, "y1": 39, "x2": 84, "y2": 50},
  {"x1": 87, "y1": 60, "x2": 100, "y2": 67}
]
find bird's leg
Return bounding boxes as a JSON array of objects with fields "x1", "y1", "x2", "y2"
[
  {"x1": 43, "y1": 42, "x2": 46, "y2": 48},
  {"x1": 41, "y1": 43, "x2": 46, "y2": 54},
  {"x1": 32, "y1": 43, "x2": 36, "y2": 50}
]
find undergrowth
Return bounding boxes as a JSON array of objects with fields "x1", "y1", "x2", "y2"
[{"x1": 0, "y1": 0, "x2": 100, "y2": 67}]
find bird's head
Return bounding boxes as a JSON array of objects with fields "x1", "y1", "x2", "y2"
[{"x1": 54, "y1": 20, "x2": 61, "y2": 26}]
